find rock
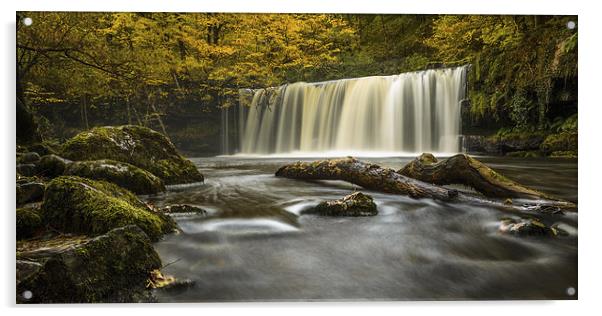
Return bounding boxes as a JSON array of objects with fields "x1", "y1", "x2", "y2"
[
  {"x1": 161, "y1": 204, "x2": 207, "y2": 215},
  {"x1": 541, "y1": 132, "x2": 578, "y2": 154},
  {"x1": 18, "y1": 152, "x2": 41, "y2": 164},
  {"x1": 36, "y1": 154, "x2": 72, "y2": 178},
  {"x1": 505, "y1": 150, "x2": 543, "y2": 158},
  {"x1": 16, "y1": 207, "x2": 43, "y2": 239},
  {"x1": 61, "y1": 125, "x2": 204, "y2": 185},
  {"x1": 550, "y1": 151, "x2": 577, "y2": 158},
  {"x1": 16, "y1": 225, "x2": 161, "y2": 303},
  {"x1": 26, "y1": 142, "x2": 59, "y2": 156},
  {"x1": 65, "y1": 159, "x2": 165, "y2": 195},
  {"x1": 17, "y1": 164, "x2": 37, "y2": 177},
  {"x1": 305, "y1": 192, "x2": 378, "y2": 216},
  {"x1": 498, "y1": 218, "x2": 568, "y2": 237},
  {"x1": 41, "y1": 176, "x2": 175, "y2": 241},
  {"x1": 17, "y1": 182, "x2": 45, "y2": 205}
]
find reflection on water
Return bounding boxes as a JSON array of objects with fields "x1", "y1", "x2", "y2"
[{"x1": 148, "y1": 156, "x2": 577, "y2": 301}]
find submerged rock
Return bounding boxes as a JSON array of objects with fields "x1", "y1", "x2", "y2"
[
  {"x1": 16, "y1": 207, "x2": 43, "y2": 240},
  {"x1": 498, "y1": 218, "x2": 568, "y2": 237},
  {"x1": 305, "y1": 192, "x2": 378, "y2": 216},
  {"x1": 65, "y1": 159, "x2": 165, "y2": 195},
  {"x1": 61, "y1": 125, "x2": 204, "y2": 185},
  {"x1": 16, "y1": 225, "x2": 161, "y2": 303},
  {"x1": 36, "y1": 154, "x2": 72, "y2": 178},
  {"x1": 17, "y1": 182, "x2": 45, "y2": 205},
  {"x1": 161, "y1": 204, "x2": 207, "y2": 215},
  {"x1": 41, "y1": 176, "x2": 175, "y2": 241}
]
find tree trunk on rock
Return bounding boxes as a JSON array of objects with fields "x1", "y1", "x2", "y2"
[
  {"x1": 398, "y1": 153, "x2": 557, "y2": 200},
  {"x1": 275, "y1": 156, "x2": 576, "y2": 212}
]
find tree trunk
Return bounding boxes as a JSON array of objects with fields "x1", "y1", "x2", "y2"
[
  {"x1": 398, "y1": 153, "x2": 559, "y2": 200},
  {"x1": 275, "y1": 156, "x2": 576, "y2": 212}
]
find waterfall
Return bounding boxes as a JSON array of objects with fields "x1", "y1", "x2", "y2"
[{"x1": 229, "y1": 66, "x2": 467, "y2": 156}]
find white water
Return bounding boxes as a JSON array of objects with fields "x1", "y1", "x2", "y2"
[{"x1": 230, "y1": 67, "x2": 467, "y2": 156}]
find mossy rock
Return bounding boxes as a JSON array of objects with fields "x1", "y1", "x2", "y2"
[
  {"x1": 505, "y1": 150, "x2": 543, "y2": 158},
  {"x1": 17, "y1": 182, "x2": 45, "y2": 205},
  {"x1": 65, "y1": 159, "x2": 165, "y2": 195},
  {"x1": 16, "y1": 225, "x2": 161, "y2": 303},
  {"x1": 26, "y1": 141, "x2": 60, "y2": 156},
  {"x1": 61, "y1": 125, "x2": 204, "y2": 185},
  {"x1": 550, "y1": 151, "x2": 578, "y2": 158},
  {"x1": 36, "y1": 154, "x2": 72, "y2": 178},
  {"x1": 41, "y1": 176, "x2": 175, "y2": 241},
  {"x1": 17, "y1": 207, "x2": 43, "y2": 240},
  {"x1": 541, "y1": 132, "x2": 578, "y2": 154},
  {"x1": 305, "y1": 192, "x2": 378, "y2": 216}
]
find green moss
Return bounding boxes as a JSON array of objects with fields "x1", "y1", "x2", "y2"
[
  {"x1": 61, "y1": 125, "x2": 204, "y2": 185},
  {"x1": 41, "y1": 176, "x2": 175, "y2": 241},
  {"x1": 550, "y1": 151, "x2": 577, "y2": 158},
  {"x1": 64, "y1": 159, "x2": 165, "y2": 195},
  {"x1": 16, "y1": 207, "x2": 43, "y2": 240},
  {"x1": 541, "y1": 132, "x2": 578, "y2": 154}
]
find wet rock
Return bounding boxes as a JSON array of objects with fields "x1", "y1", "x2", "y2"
[
  {"x1": 65, "y1": 159, "x2": 165, "y2": 195},
  {"x1": 161, "y1": 204, "x2": 207, "y2": 215},
  {"x1": 18, "y1": 152, "x2": 41, "y2": 164},
  {"x1": 36, "y1": 154, "x2": 72, "y2": 178},
  {"x1": 61, "y1": 125, "x2": 204, "y2": 185},
  {"x1": 16, "y1": 207, "x2": 43, "y2": 239},
  {"x1": 17, "y1": 182, "x2": 45, "y2": 205},
  {"x1": 16, "y1": 225, "x2": 162, "y2": 303},
  {"x1": 498, "y1": 218, "x2": 568, "y2": 237},
  {"x1": 17, "y1": 164, "x2": 37, "y2": 177},
  {"x1": 42, "y1": 176, "x2": 175, "y2": 241},
  {"x1": 305, "y1": 192, "x2": 378, "y2": 216}
]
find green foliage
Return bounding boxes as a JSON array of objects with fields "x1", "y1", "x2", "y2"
[{"x1": 16, "y1": 207, "x2": 43, "y2": 240}]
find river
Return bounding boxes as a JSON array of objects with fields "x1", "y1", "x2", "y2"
[{"x1": 147, "y1": 156, "x2": 577, "y2": 301}]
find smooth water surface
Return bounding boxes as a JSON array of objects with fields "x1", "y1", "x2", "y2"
[{"x1": 148, "y1": 156, "x2": 577, "y2": 301}]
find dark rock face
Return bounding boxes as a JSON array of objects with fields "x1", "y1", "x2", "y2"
[
  {"x1": 16, "y1": 225, "x2": 161, "y2": 303},
  {"x1": 64, "y1": 160, "x2": 165, "y2": 195},
  {"x1": 305, "y1": 192, "x2": 378, "y2": 216},
  {"x1": 17, "y1": 182, "x2": 45, "y2": 205},
  {"x1": 42, "y1": 176, "x2": 175, "y2": 241},
  {"x1": 61, "y1": 125, "x2": 204, "y2": 185},
  {"x1": 17, "y1": 164, "x2": 37, "y2": 177},
  {"x1": 161, "y1": 204, "x2": 208, "y2": 215},
  {"x1": 498, "y1": 218, "x2": 567, "y2": 237},
  {"x1": 36, "y1": 154, "x2": 72, "y2": 178}
]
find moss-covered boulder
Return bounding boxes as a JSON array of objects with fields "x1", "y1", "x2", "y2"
[
  {"x1": 16, "y1": 225, "x2": 161, "y2": 303},
  {"x1": 36, "y1": 154, "x2": 72, "y2": 178},
  {"x1": 17, "y1": 207, "x2": 43, "y2": 240},
  {"x1": 498, "y1": 218, "x2": 568, "y2": 237},
  {"x1": 17, "y1": 152, "x2": 41, "y2": 164},
  {"x1": 17, "y1": 182, "x2": 45, "y2": 205},
  {"x1": 41, "y1": 176, "x2": 175, "y2": 241},
  {"x1": 305, "y1": 192, "x2": 378, "y2": 216},
  {"x1": 61, "y1": 125, "x2": 204, "y2": 185},
  {"x1": 65, "y1": 160, "x2": 165, "y2": 195},
  {"x1": 541, "y1": 132, "x2": 578, "y2": 154}
]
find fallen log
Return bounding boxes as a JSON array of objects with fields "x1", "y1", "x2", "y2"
[
  {"x1": 275, "y1": 156, "x2": 576, "y2": 212},
  {"x1": 398, "y1": 153, "x2": 555, "y2": 200}
]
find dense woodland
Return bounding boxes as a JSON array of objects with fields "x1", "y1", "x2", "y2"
[{"x1": 17, "y1": 13, "x2": 577, "y2": 154}]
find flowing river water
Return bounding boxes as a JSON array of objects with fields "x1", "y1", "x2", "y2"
[{"x1": 147, "y1": 156, "x2": 577, "y2": 301}]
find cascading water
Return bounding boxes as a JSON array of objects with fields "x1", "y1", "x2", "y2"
[{"x1": 227, "y1": 66, "x2": 467, "y2": 156}]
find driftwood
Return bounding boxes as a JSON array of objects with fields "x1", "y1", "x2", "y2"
[
  {"x1": 275, "y1": 155, "x2": 576, "y2": 212},
  {"x1": 398, "y1": 153, "x2": 554, "y2": 200}
]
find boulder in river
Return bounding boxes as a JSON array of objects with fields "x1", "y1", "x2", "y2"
[
  {"x1": 61, "y1": 125, "x2": 204, "y2": 185},
  {"x1": 160, "y1": 204, "x2": 208, "y2": 215},
  {"x1": 305, "y1": 192, "x2": 378, "y2": 216},
  {"x1": 17, "y1": 152, "x2": 41, "y2": 164},
  {"x1": 16, "y1": 164, "x2": 36, "y2": 177},
  {"x1": 498, "y1": 218, "x2": 568, "y2": 237},
  {"x1": 64, "y1": 159, "x2": 165, "y2": 195},
  {"x1": 16, "y1": 225, "x2": 161, "y2": 303},
  {"x1": 41, "y1": 176, "x2": 175, "y2": 241}
]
